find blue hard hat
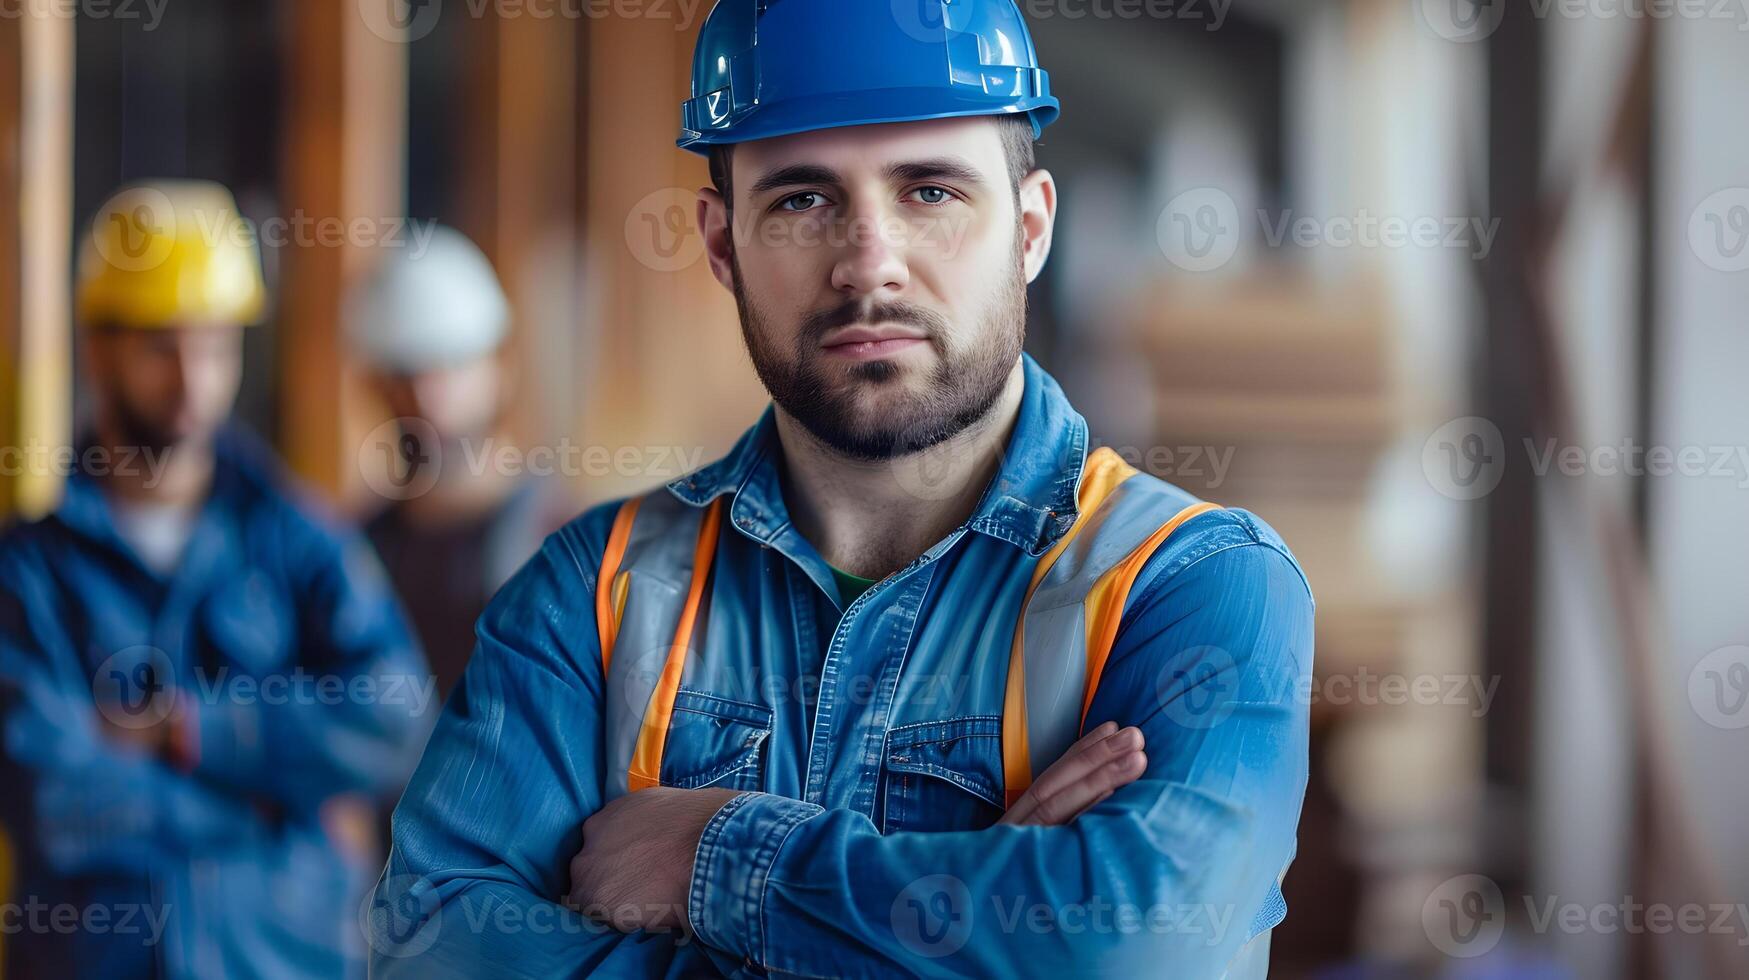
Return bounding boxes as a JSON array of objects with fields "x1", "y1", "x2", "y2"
[{"x1": 679, "y1": 0, "x2": 1060, "y2": 155}]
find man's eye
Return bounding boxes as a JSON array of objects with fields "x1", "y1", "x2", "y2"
[
  {"x1": 778, "y1": 192, "x2": 826, "y2": 212},
  {"x1": 911, "y1": 186, "x2": 952, "y2": 205}
]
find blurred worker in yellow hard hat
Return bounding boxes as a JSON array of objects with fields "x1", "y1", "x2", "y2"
[
  {"x1": 0, "y1": 180, "x2": 431, "y2": 979},
  {"x1": 348, "y1": 225, "x2": 564, "y2": 701}
]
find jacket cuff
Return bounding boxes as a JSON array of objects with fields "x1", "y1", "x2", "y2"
[{"x1": 687, "y1": 791, "x2": 823, "y2": 963}]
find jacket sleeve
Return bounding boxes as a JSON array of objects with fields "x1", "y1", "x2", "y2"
[
  {"x1": 687, "y1": 532, "x2": 1315, "y2": 978},
  {"x1": 0, "y1": 552, "x2": 267, "y2": 876},
  {"x1": 183, "y1": 518, "x2": 436, "y2": 810},
  {"x1": 368, "y1": 509, "x2": 727, "y2": 979}
]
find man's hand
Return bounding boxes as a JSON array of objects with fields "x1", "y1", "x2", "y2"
[
  {"x1": 97, "y1": 692, "x2": 195, "y2": 768},
  {"x1": 566, "y1": 723, "x2": 1143, "y2": 931},
  {"x1": 1000, "y1": 721, "x2": 1146, "y2": 826},
  {"x1": 566, "y1": 786, "x2": 742, "y2": 933}
]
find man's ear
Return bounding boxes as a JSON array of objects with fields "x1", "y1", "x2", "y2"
[
  {"x1": 1018, "y1": 168, "x2": 1058, "y2": 285},
  {"x1": 697, "y1": 187, "x2": 735, "y2": 292}
]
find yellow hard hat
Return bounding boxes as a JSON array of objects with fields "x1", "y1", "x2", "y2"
[{"x1": 75, "y1": 180, "x2": 267, "y2": 330}]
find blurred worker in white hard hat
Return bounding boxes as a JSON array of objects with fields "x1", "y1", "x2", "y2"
[
  {"x1": 0, "y1": 180, "x2": 431, "y2": 979},
  {"x1": 349, "y1": 225, "x2": 563, "y2": 700}
]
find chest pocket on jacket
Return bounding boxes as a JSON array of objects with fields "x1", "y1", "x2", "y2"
[
  {"x1": 658, "y1": 690, "x2": 772, "y2": 792},
  {"x1": 879, "y1": 715, "x2": 1005, "y2": 834}
]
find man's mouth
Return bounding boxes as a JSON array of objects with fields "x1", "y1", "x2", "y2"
[{"x1": 819, "y1": 324, "x2": 929, "y2": 361}]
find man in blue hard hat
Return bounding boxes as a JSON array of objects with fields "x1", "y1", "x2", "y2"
[{"x1": 373, "y1": 2, "x2": 1312, "y2": 977}]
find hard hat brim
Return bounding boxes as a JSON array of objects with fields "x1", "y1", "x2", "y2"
[{"x1": 678, "y1": 87, "x2": 1060, "y2": 156}]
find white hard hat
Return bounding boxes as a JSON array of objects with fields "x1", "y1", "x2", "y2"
[{"x1": 348, "y1": 225, "x2": 510, "y2": 373}]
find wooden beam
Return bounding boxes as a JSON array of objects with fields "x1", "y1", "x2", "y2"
[
  {"x1": 456, "y1": 9, "x2": 582, "y2": 454},
  {"x1": 0, "y1": 8, "x2": 73, "y2": 522},
  {"x1": 574, "y1": 12, "x2": 766, "y2": 504},
  {"x1": 1479, "y1": 0, "x2": 1542, "y2": 896},
  {"x1": 278, "y1": 0, "x2": 407, "y2": 504}
]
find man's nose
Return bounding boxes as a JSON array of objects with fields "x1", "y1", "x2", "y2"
[
  {"x1": 829, "y1": 200, "x2": 911, "y2": 299},
  {"x1": 166, "y1": 348, "x2": 194, "y2": 397}
]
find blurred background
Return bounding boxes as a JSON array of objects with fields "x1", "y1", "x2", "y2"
[{"x1": 2, "y1": 0, "x2": 1746, "y2": 977}]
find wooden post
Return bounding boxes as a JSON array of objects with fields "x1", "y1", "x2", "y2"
[
  {"x1": 0, "y1": 7, "x2": 73, "y2": 521},
  {"x1": 278, "y1": 0, "x2": 408, "y2": 505},
  {"x1": 455, "y1": 10, "x2": 583, "y2": 456},
  {"x1": 573, "y1": 10, "x2": 766, "y2": 504}
]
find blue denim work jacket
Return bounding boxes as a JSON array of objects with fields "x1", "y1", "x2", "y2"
[
  {"x1": 374, "y1": 355, "x2": 1314, "y2": 978},
  {"x1": 0, "y1": 427, "x2": 432, "y2": 978}
]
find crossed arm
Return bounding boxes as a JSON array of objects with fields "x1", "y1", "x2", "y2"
[
  {"x1": 371, "y1": 515, "x2": 1313, "y2": 978},
  {"x1": 0, "y1": 528, "x2": 430, "y2": 875},
  {"x1": 562, "y1": 719, "x2": 1151, "y2": 927}
]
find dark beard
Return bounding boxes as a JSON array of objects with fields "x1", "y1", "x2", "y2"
[
  {"x1": 108, "y1": 389, "x2": 185, "y2": 456},
  {"x1": 729, "y1": 238, "x2": 1027, "y2": 462}
]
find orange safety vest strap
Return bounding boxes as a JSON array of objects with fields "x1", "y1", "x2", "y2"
[
  {"x1": 595, "y1": 497, "x2": 642, "y2": 675},
  {"x1": 1001, "y1": 448, "x2": 1140, "y2": 807},
  {"x1": 625, "y1": 498, "x2": 724, "y2": 793},
  {"x1": 1078, "y1": 501, "x2": 1223, "y2": 729}
]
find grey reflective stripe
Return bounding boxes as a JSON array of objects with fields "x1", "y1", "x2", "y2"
[
  {"x1": 1019, "y1": 474, "x2": 1190, "y2": 783},
  {"x1": 601, "y1": 490, "x2": 707, "y2": 799}
]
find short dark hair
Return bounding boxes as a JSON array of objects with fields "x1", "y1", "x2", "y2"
[{"x1": 708, "y1": 114, "x2": 1038, "y2": 209}]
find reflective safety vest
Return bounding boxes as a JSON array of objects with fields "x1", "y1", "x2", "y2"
[{"x1": 592, "y1": 447, "x2": 1220, "y2": 805}]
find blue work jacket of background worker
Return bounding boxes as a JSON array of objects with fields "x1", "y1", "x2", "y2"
[
  {"x1": 373, "y1": 355, "x2": 1315, "y2": 978},
  {"x1": 0, "y1": 426, "x2": 434, "y2": 979}
]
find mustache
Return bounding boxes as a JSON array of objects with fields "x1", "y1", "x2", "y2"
[{"x1": 801, "y1": 299, "x2": 948, "y2": 342}]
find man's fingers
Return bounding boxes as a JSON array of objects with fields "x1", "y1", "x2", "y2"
[
  {"x1": 1064, "y1": 752, "x2": 1145, "y2": 823},
  {"x1": 1023, "y1": 748, "x2": 1146, "y2": 826},
  {"x1": 1071, "y1": 787, "x2": 1116, "y2": 822},
  {"x1": 1065, "y1": 720, "x2": 1120, "y2": 758},
  {"x1": 1001, "y1": 724, "x2": 1144, "y2": 825},
  {"x1": 1029, "y1": 725, "x2": 1142, "y2": 804},
  {"x1": 1002, "y1": 723, "x2": 1135, "y2": 824},
  {"x1": 1038, "y1": 720, "x2": 1119, "y2": 774},
  {"x1": 1000, "y1": 722, "x2": 1121, "y2": 824}
]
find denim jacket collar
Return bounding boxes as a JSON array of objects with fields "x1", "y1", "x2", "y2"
[{"x1": 667, "y1": 353, "x2": 1088, "y2": 557}]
